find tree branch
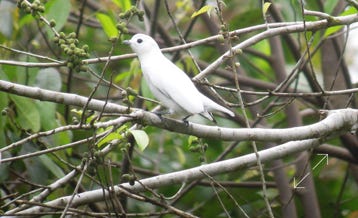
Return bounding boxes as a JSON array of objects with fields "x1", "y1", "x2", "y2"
[
  {"x1": 1, "y1": 14, "x2": 357, "y2": 69},
  {"x1": 195, "y1": 13, "x2": 358, "y2": 79},
  {"x1": 7, "y1": 138, "x2": 326, "y2": 216},
  {"x1": 0, "y1": 80, "x2": 357, "y2": 142}
]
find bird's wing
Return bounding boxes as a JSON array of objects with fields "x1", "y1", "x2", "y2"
[{"x1": 141, "y1": 56, "x2": 204, "y2": 114}]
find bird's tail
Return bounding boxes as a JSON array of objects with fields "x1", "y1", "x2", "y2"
[{"x1": 202, "y1": 95, "x2": 235, "y2": 117}]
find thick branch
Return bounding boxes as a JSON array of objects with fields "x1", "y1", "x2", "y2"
[
  {"x1": 0, "y1": 80, "x2": 357, "y2": 142},
  {"x1": 8, "y1": 138, "x2": 324, "y2": 215},
  {"x1": 0, "y1": 80, "x2": 129, "y2": 114}
]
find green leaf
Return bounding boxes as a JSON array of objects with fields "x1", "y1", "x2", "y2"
[
  {"x1": 191, "y1": 5, "x2": 213, "y2": 18},
  {"x1": 0, "y1": 72, "x2": 9, "y2": 147},
  {"x1": 112, "y1": 0, "x2": 131, "y2": 11},
  {"x1": 187, "y1": 135, "x2": 199, "y2": 147},
  {"x1": 324, "y1": 7, "x2": 357, "y2": 38},
  {"x1": 71, "y1": 108, "x2": 83, "y2": 116},
  {"x1": 97, "y1": 131, "x2": 123, "y2": 148},
  {"x1": 35, "y1": 68, "x2": 62, "y2": 91},
  {"x1": 323, "y1": 0, "x2": 338, "y2": 14},
  {"x1": 175, "y1": 146, "x2": 186, "y2": 165},
  {"x1": 129, "y1": 129, "x2": 149, "y2": 151},
  {"x1": 9, "y1": 95, "x2": 41, "y2": 132},
  {"x1": 0, "y1": 90, "x2": 9, "y2": 113},
  {"x1": 39, "y1": 155, "x2": 65, "y2": 178},
  {"x1": 19, "y1": 14, "x2": 34, "y2": 29},
  {"x1": 96, "y1": 12, "x2": 119, "y2": 39},
  {"x1": 181, "y1": 56, "x2": 200, "y2": 75},
  {"x1": 262, "y1": 2, "x2": 271, "y2": 15},
  {"x1": 323, "y1": 26, "x2": 343, "y2": 38},
  {"x1": 44, "y1": 0, "x2": 71, "y2": 36},
  {"x1": 36, "y1": 101, "x2": 71, "y2": 146},
  {"x1": 0, "y1": 92, "x2": 8, "y2": 147},
  {"x1": 2, "y1": 56, "x2": 39, "y2": 85},
  {"x1": 115, "y1": 59, "x2": 140, "y2": 85},
  {"x1": 341, "y1": 6, "x2": 358, "y2": 16},
  {"x1": 55, "y1": 112, "x2": 72, "y2": 145},
  {"x1": 20, "y1": 144, "x2": 49, "y2": 184},
  {"x1": 0, "y1": 152, "x2": 10, "y2": 182}
]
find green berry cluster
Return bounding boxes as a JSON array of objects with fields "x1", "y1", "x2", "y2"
[
  {"x1": 219, "y1": 23, "x2": 229, "y2": 37},
  {"x1": 49, "y1": 19, "x2": 56, "y2": 28},
  {"x1": 118, "y1": 6, "x2": 145, "y2": 21},
  {"x1": 121, "y1": 174, "x2": 136, "y2": 185},
  {"x1": 188, "y1": 142, "x2": 208, "y2": 153},
  {"x1": 117, "y1": 6, "x2": 145, "y2": 34},
  {"x1": 116, "y1": 21, "x2": 128, "y2": 34},
  {"x1": 17, "y1": 0, "x2": 45, "y2": 17},
  {"x1": 53, "y1": 32, "x2": 90, "y2": 72}
]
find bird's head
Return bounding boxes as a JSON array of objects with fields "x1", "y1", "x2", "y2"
[{"x1": 123, "y1": 34, "x2": 161, "y2": 57}]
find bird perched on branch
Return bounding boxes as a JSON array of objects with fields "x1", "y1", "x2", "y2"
[{"x1": 124, "y1": 33, "x2": 234, "y2": 123}]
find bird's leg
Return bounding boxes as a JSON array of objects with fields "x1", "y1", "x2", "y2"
[
  {"x1": 153, "y1": 110, "x2": 171, "y2": 122},
  {"x1": 199, "y1": 112, "x2": 217, "y2": 123},
  {"x1": 154, "y1": 112, "x2": 164, "y2": 122},
  {"x1": 182, "y1": 115, "x2": 192, "y2": 127},
  {"x1": 210, "y1": 115, "x2": 217, "y2": 124}
]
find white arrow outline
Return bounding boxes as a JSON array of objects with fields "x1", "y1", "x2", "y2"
[{"x1": 293, "y1": 154, "x2": 328, "y2": 189}]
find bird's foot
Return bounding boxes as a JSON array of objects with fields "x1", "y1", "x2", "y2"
[
  {"x1": 183, "y1": 120, "x2": 189, "y2": 127},
  {"x1": 182, "y1": 115, "x2": 191, "y2": 127},
  {"x1": 153, "y1": 112, "x2": 164, "y2": 122}
]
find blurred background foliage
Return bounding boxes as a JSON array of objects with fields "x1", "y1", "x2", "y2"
[{"x1": 0, "y1": 0, "x2": 357, "y2": 217}]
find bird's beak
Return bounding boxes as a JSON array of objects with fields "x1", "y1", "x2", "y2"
[{"x1": 123, "y1": 40, "x2": 130, "y2": 45}]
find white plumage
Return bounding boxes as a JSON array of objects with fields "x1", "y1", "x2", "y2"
[{"x1": 124, "y1": 34, "x2": 234, "y2": 122}]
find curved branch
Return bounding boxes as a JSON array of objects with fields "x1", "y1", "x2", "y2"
[
  {"x1": 0, "y1": 80, "x2": 357, "y2": 142},
  {"x1": 195, "y1": 14, "x2": 358, "y2": 79},
  {"x1": 0, "y1": 80, "x2": 129, "y2": 114},
  {"x1": 8, "y1": 138, "x2": 323, "y2": 215},
  {"x1": 1, "y1": 14, "x2": 357, "y2": 68}
]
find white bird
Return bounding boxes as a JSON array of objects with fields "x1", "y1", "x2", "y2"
[{"x1": 124, "y1": 34, "x2": 234, "y2": 122}]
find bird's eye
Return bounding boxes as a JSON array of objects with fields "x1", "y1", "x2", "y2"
[{"x1": 137, "y1": 39, "x2": 143, "y2": 44}]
